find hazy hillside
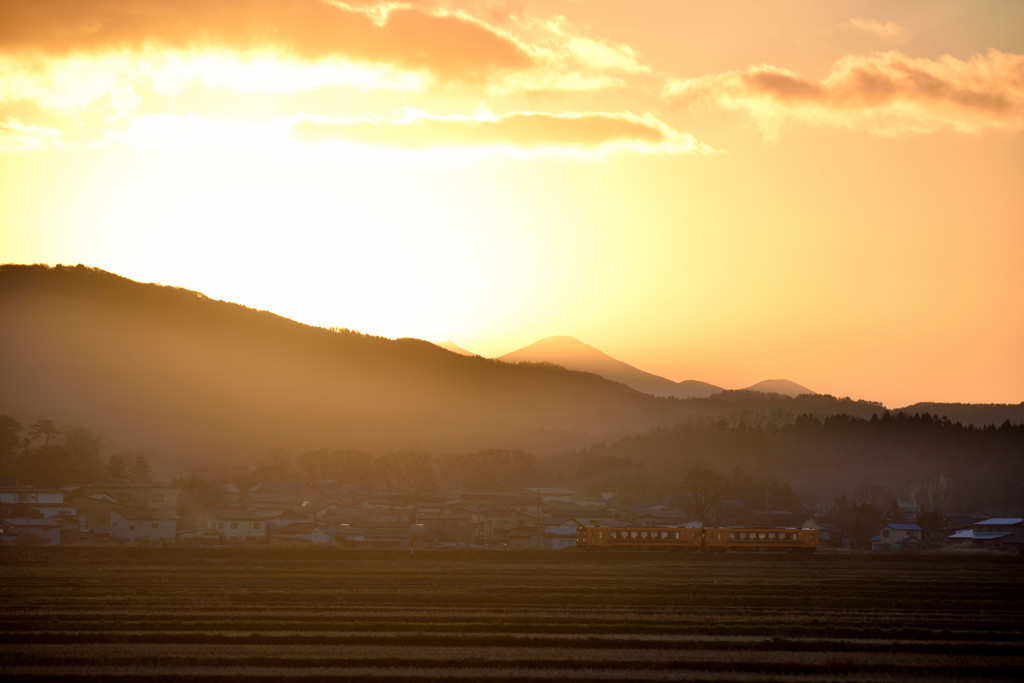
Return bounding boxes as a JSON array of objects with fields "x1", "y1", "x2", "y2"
[
  {"x1": 499, "y1": 336, "x2": 722, "y2": 399},
  {"x1": 1, "y1": 265, "x2": 700, "y2": 469},
  {"x1": 561, "y1": 412, "x2": 1024, "y2": 512}
]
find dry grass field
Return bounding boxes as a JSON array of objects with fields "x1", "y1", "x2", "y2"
[{"x1": 1, "y1": 548, "x2": 1022, "y2": 681}]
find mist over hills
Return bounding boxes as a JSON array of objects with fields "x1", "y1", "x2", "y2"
[
  {"x1": 497, "y1": 336, "x2": 812, "y2": 399},
  {"x1": 0, "y1": 265, "x2": 676, "y2": 467},
  {"x1": 1, "y1": 264, "x2": 1017, "y2": 480}
]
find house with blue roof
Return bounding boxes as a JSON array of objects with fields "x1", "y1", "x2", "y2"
[
  {"x1": 871, "y1": 522, "x2": 923, "y2": 551},
  {"x1": 948, "y1": 518, "x2": 1024, "y2": 552}
]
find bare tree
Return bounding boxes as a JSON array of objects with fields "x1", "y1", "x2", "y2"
[{"x1": 681, "y1": 464, "x2": 726, "y2": 525}]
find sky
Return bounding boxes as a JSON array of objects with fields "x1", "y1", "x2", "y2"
[{"x1": 1, "y1": 0, "x2": 1022, "y2": 408}]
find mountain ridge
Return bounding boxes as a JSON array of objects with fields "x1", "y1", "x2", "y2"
[
  {"x1": 495, "y1": 335, "x2": 810, "y2": 399},
  {"x1": 498, "y1": 335, "x2": 720, "y2": 399}
]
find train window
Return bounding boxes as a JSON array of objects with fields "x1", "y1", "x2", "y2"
[
  {"x1": 768, "y1": 532, "x2": 777, "y2": 540},
  {"x1": 640, "y1": 531, "x2": 648, "y2": 539},
  {"x1": 759, "y1": 532, "x2": 767, "y2": 540},
  {"x1": 630, "y1": 531, "x2": 638, "y2": 539},
  {"x1": 673, "y1": 531, "x2": 679, "y2": 539}
]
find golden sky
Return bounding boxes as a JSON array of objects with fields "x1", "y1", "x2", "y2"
[{"x1": 2, "y1": 0, "x2": 1022, "y2": 407}]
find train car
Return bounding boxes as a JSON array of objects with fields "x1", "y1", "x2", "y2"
[
  {"x1": 702, "y1": 526, "x2": 819, "y2": 553},
  {"x1": 576, "y1": 525, "x2": 702, "y2": 550}
]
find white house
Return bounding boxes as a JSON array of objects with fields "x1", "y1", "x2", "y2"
[
  {"x1": 0, "y1": 487, "x2": 65, "y2": 505},
  {"x1": 78, "y1": 481, "x2": 178, "y2": 515},
  {"x1": 110, "y1": 507, "x2": 177, "y2": 544},
  {"x1": 206, "y1": 509, "x2": 276, "y2": 543}
]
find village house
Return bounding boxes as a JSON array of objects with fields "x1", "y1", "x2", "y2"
[
  {"x1": 545, "y1": 506, "x2": 617, "y2": 527},
  {"x1": 0, "y1": 486, "x2": 77, "y2": 522},
  {"x1": 948, "y1": 518, "x2": 1024, "y2": 551},
  {"x1": 240, "y1": 482, "x2": 307, "y2": 511},
  {"x1": 472, "y1": 507, "x2": 537, "y2": 545},
  {"x1": 70, "y1": 493, "x2": 122, "y2": 535},
  {"x1": 503, "y1": 525, "x2": 542, "y2": 550},
  {"x1": 0, "y1": 486, "x2": 65, "y2": 505},
  {"x1": 871, "y1": 523, "x2": 923, "y2": 551},
  {"x1": 524, "y1": 488, "x2": 576, "y2": 505},
  {"x1": 206, "y1": 509, "x2": 276, "y2": 543},
  {"x1": 539, "y1": 518, "x2": 581, "y2": 550},
  {"x1": 0, "y1": 518, "x2": 62, "y2": 546},
  {"x1": 305, "y1": 501, "x2": 368, "y2": 526},
  {"x1": 273, "y1": 522, "x2": 334, "y2": 546},
  {"x1": 75, "y1": 482, "x2": 179, "y2": 519},
  {"x1": 416, "y1": 502, "x2": 474, "y2": 545},
  {"x1": 110, "y1": 507, "x2": 177, "y2": 544}
]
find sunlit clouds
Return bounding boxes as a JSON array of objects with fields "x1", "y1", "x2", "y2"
[
  {"x1": 0, "y1": 0, "x2": 675, "y2": 153},
  {"x1": 664, "y1": 49, "x2": 1024, "y2": 137}
]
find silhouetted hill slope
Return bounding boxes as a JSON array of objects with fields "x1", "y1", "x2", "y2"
[
  {"x1": 437, "y1": 340, "x2": 477, "y2": 356},
  {"x1": 499, "y1": 336, "x2": 722, "y2": 399},
  {"x1": 1, "y1": 265, "x2": 690, "y2": 469},
  {"x1": 742, "y1": 379, "x2": 814, "y2": 396}
]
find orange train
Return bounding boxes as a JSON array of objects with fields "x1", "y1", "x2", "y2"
[{"x1": 576, "y1": 525, "x2": 819, "y2": 553}]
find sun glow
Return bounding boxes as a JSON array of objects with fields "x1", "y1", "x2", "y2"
[
  {"x1": 73, "y1": 128, "x2": 488, "y2": 340},
  {"x1": 2, "y1": 0, "x2": 1022, "y2": 406}
]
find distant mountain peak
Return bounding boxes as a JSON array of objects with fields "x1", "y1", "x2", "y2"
[
  {"x1": 499, "y1": 337, "x2": 721, "y2": 399},
  {"x1": 505, "y1": 335, "x2": 611, "y2": 360},
  {"x1": 743, "y1": 379, "x2": 814, "y2": 396}
]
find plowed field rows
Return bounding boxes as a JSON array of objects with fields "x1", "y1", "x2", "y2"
[{"x1": 2, "y1": 548, "x2": 1022, "y2": 681}]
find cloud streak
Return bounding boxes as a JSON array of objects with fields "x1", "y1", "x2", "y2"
[
  {"x1": 293, "y1": 108, "x2": 709, "y2": 155},
  {"x1": 840, "y1": 17, "x2": 904, "y2": 41},
  {"x1": 663, "y1": 49, "x2": 1024, "y2": 136}
]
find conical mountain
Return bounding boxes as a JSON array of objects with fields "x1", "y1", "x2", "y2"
[
  {"x1": 742, "y1": 379, "x2": 814, "y2": 396},
  {"x1": 499, "y1": 336, "x2": 721, "y2": 399}
]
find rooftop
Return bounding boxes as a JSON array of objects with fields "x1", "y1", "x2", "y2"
[{"x1": 974, "y1": 518, "x2": 1023, "y2": 526}]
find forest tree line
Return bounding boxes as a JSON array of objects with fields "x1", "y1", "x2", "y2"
[
  {"x1": 0, "y1": 416, "x2": 153, "y2": 487},
  {"x1": 3, "y1": 412, "x2": 1022, "y2": 533}
]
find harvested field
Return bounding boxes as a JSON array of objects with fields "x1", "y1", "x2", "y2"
[{"x1": 1, "y1": 548, "x2": 1022, "y2": 681}]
